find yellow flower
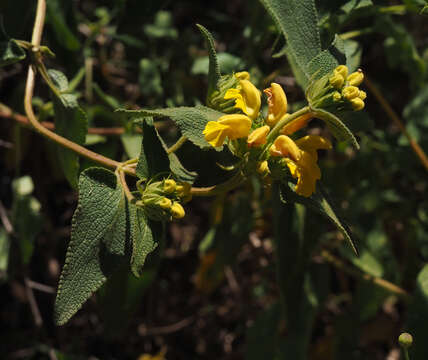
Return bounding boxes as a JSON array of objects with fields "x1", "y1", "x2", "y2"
[
  {"x1": 350, "y1": 97, "x2": 365, "y2": 111},
  {"x1": 329, "y1": 73, "x2": 344, "y2": 89},
  {"x1": 163, "y1": 179, "x2": 176, "y2": 193},
  {"x1": 257, "y1": 160, "x2": 270, "y2": 175},
  {"x1": 158, "y1": 197, "x2": 172, "y2": 209},
  {"x1": 203, "y1": 114, "x2": 252, "y2": 147},
  {"x1": 235, "y1": 71, "x2": 250, "y2": 80},
  {"x1": 335, "y1": 65, "x2": 348, "y2": 79},
  {"x1": 280, "y1": 113, "x2": 312, "y2": 135},
  {"x1": 171, "y1": 202, "x2": 185, "y2": 219},
  {"x1": 269, "y1": 135, "x2": 332, "y2": 197},
  {"x1": 247, "y1": 125, "x2": 270, "y2": 148},
  {"x1": 224, "y1": 79, "x2": 261, "y2": 120},
  {"x1": 347, "y1": 70, "x2": 364, "y2": 86},
  {"x1": 342, "y1": 85, "x2": 360, "y2": 100},
  {"x1": 264, "y1": 83, "x2": 288, "y2": 127}
]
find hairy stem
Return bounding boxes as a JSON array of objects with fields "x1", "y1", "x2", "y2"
[
  {"x1": 321, "y1": 250, "x2": 410, "y2": 299},
  {"x1": 24, "y1": 0, "x2": 128, "y2": 173},
  {"x1": 166, "y1": 135, "x2": 188, "y2": 154},
  {"x1": 266, "y1": 106, "x2": 311, "y2": 143}
]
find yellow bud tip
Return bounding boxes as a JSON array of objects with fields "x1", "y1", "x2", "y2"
[
  {"x1": 158, "y1": 197, "x2": 172, "y2": 209},
  {"x1": 398, "y1": 333, "x2": 413, "y2": 348},
  {"x1": 163, "y1": 179, "x2": 176, "y2": 193},
  {"x1": 171, "y1": 202, "x2": 185, "y2": 219},
  {"x1": 358, "y1": 90, "x2": 367, "y2": 100},
  {"x1": 347, "y1": 69, "x2": 364, "y2": 86},
  {"x1": 329, "y1": 73, "x2": 344, "y2": 89},
  {"x1": 257, "y1": 160, "x2": 269, "y2": 175},
  {"x1": 235, "y1": 71, "x2": 250, "y2": 80},
  {"x1": 342, "y1": 85, "x2": 360, "y2": 100},
  {"x1": 334, "y1": 65, "x2": 349, "y2": 79},
  {"x1": 247, "y1": 125, "x2": 270, "y2": 148},
  {"x1": 264, "y1": 83, "x2": 288, "y2": 127},
  {"x1": 333, "y1": 91, "x2": 342, "y2": 102},
  {"x1": 350, "y1": 97, "x2": 365, "y2": 111}
]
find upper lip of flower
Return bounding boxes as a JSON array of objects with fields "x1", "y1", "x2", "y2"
[
  {"x1": 224, "y1": 79, "x2": 261, "y2": 120},
  {"x1": 203, "y1": 114, "x2": 252, "y2": 147}
]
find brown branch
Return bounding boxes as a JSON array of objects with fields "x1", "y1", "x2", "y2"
[
  {"x1": 320, "y1": 250, "x2": 410, "y2": 300},
  {"x1": 365, "y1": 76, "x2": 428, "y2": 171}
]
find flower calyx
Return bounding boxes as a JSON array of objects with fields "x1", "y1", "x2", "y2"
[{"x1": 136, "y1": 178, "x2": 191, "y2": 221}]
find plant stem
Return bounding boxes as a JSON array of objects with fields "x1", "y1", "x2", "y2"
[
  {"x1": 166, "y1": 135, "x2": 187, "y2": 154},
  {"x1": 117, "y1": 168, "x2": 134, "y2": 202},
  {"x1": 339, "y1": 28, "x2": 372, "y2": 40},
  {"x1": 320, "y1": 250, "x2": 410, "y2": 300},
  {"x1": 24, "y1": 0, "x2": 127, "y2": 174},
  {"x1": 191, "y1": 171, "x2": 245, "y2": 196},
  {"x1": 266, "y1": 106, "x2": 311, "y2": 143}
]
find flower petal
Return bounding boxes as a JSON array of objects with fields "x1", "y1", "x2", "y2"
[
  {"x1": 264, "y1": 83, "x2": 287, "y2": 127},
  {"x1": 247, "y1": 125, "x2": 270, "y2": 147},
  {"x1": 280, "y1": 113, "x2": 312, "y2": 135},
  {"x1": 270, "y1": 135, "x2": 301, "y2": 162},
  {"x1": 203, "y1": 121, "x2": 228, "y2": 147},
  {"x1": 218, "y1": 114, "x2": 252, "y2": 140}
]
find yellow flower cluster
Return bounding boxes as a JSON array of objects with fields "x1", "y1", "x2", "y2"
[
  {"x1": 202, "y1": 72, "x2": 339, "y2": 197},
  {"x1": 137, "y1": 178, "x2": 191, "y2": 220},
  {"x1": 329, "y1": 65, "x2": 366, "y2": 111}
]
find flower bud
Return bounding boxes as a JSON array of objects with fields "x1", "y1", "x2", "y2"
[
  {"x1": 163, "y1": 179, "x2": 176, "y2": 193},
  {"x1": 358, "y1": 90, "x2": 367, "y2": 100},
  {"x1": 329, "y1": 73, "x2": 344, "y2": 89},
  {"x1": 334, "y1": 65, "x2": 348, "y2": 79},
  {"x1": 257, "y1": 160, "x2": 269, "y2": 175},
  {"x1": 235, "y1": 71, "x2": 250, "y2": 80},
  {"x1": 350, "y1": 97, "x2": 365, "y2": 111},
  {"x1": 247, "y1": 125, "x2": 270, "y2": 148},
  {"x1": 398, "y1": 333, "x2": 413, "y2": 349},
  {"x1": 171, "y1": 202, "x2": 185, "y2": 219},
  {"x1": 342, "y1": 86, "x2": 360, "y2": 100},
  {"x1": 158, "y1": 197, "x2": 172, "y2": 209},
  {"x1": 347, "y1": 70, "x2": 364, "y2": 86},
  {"x1": 332, "y1": 91, "x2": 342, "y2": 102}
]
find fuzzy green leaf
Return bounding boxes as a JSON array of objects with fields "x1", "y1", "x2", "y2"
[
  {"x1": 129, "y1": 205, "x2": 163, "y2": 278},
  {"x1": 312, "y1": 108, "x2": 360, "y2": 149},
  {"x1": 280, "y1": 182, "x2": 358, "y2": 255},
  {"x1": 120, "y1": 106, "x2": 223, "y2": 150},
  {"x1": 196, "y1": 24, "x2": 221, "y2": 99},
  {"x1": 260, "y1": 0, "x2": 345, "y2": 89},
  {"x1": 134, "y1": 118, "x2": 197, "y2": 183},
  {"x1": 49, "y1": 70, "x2": 88, "y2": 188},
  {"x1": 135, "y1": 118, "x2": 170, "y2": 180},
  {"x1": 54, "y1": 168, "x2": 128, "y2": 325}
]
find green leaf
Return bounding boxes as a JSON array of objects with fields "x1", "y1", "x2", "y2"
[
  {"x1": 260, "y1": 0, "x2": 345, "y2": 89},
  {"x1": 260, "y1": 0, "x2": 321, "y2": 82},
  {"x1": 129, "y1": 205, "x2": 163, "y2": 278},
  {"x1": 312, "y1": 108, "x2": 360, "y2": 149},
  {"x1": 139, "y1": 58, "x2": 163, "y2": 97},
  {"x1": 191, "y1": 53, "x2": 244, "y2": 76},
  {"x1": 12, "y1": 176, "x2": 43, "y2": 265},
  {"x1": 143, "y1": 11, "x2": 178, "y2": 39},
  {"x1": 0, "y1": 229, "x2": 10, "y2": 281},
  {"x1": 49, "y1": 70, "x2": 88, "y2": 188},
  {"x1": 0, "y1": 18, "x2": 25, "y2": 67},
  {"x1": 134, "y1": 118, "x2": 171, "y2": 180},
  {"x1": 134, "y1": 118, "x2": 197, "y2": 183},
  {"x1": 121, "y1": 134, "x2": 143, "y2": 159},
  {"x1": 196, "y1": 24, "x2": 221, "y2": 98},
  {"x1": 46, "y1": 0, "x2": 80, "y2": 51},
  {"x1": 120, "y1": 106, "x2": 223, "y2": 150},
  {"x1": 54, "y1": 168, "x2": 128, "y2": 325},
  {"x1": 280, "y1": 182, "x2": 358, "y2": 255}
]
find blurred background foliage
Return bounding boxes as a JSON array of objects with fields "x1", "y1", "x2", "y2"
[{"x1": 0, "y1": 0, "x2": 428, "y2": 359}]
